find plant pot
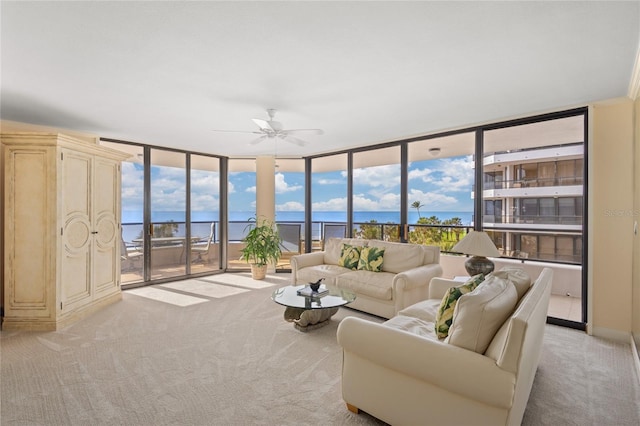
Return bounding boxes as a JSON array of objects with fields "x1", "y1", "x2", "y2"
[{"x1": 251, "y1": 264, "x2": 268, "y2": 280}]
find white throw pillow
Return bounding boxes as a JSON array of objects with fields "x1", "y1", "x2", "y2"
[
  {"x1": 493, "y1": 267, "x2": 531, "y2": 300},
  {"x1": 446, "y1": 275, "x2": 518, "y2": 354}
]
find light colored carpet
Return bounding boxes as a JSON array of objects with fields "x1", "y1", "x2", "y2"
[{"x1": 1, "y1": 272, "x2": 639, "y2": 425}]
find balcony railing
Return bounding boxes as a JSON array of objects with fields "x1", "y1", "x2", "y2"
[
  {"x1": 483, "y1": 214, "x2": 583, "y2": 225},
  {"x1": 122, "y1": 217, "x2": 582, "y2": 277},
  {"x1": 482, "y1": 176, "x2": 584, "y2": 190}
]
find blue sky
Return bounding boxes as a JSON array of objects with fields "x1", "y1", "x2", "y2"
[{"x1": 121, "y1": 155, "x2": 475, "y2": 215}]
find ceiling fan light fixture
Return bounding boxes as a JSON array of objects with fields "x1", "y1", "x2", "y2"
[{"x1": 212, "y1": 108, "x2": 323, "y2": 147}]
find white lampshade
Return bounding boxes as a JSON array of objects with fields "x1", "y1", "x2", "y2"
[{"x1": 452, "y1": 230, "x2": 500, "y2": 258}]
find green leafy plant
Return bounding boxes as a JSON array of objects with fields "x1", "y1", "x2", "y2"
[{"x1": 239, "y1": 217, "x2": 282, "y2": 267}]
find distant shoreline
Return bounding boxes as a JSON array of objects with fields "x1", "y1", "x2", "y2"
[{"x1": 122, "y1": 210, "x2": 474, "y2": 226}]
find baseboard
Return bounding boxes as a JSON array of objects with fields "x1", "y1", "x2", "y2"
[
  {"x1": 591, "y1": 326, "x2": 632, "y2": 343},
  {"x1": 632, "y1": 333, "x2": 640, "y2": 386}
]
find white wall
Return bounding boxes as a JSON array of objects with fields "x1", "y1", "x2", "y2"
[{"x1": 589, "y1": 98, "x2": 635, "y2": 341}]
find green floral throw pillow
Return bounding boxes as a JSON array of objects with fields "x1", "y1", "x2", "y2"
[
  {"x1": 357, "y1": 246, "x2": 385, "y2": 272},
  {"x1": 435, "y1": 274, "x2": 485, "y2": 339},
  {"x1": 338, "y1": 244, "x2": 362, "y2": 270}
]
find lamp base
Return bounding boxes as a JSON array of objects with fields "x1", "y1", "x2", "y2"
[{"x1": 464, "y1": 256, "x2": 495, "y2": 277}]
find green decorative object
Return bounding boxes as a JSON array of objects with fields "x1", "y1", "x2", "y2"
[
  {"x1": 338, "y1": 244, "x2": 362, "y2": 270},
  {"x1": 240, "y1": 216, "x2": 282, "y2": 280},
  {"x1": 434, "y1": 274, "x2": 484, "y2": 339},
  {"x1": 357, "y1": 246, "x2": 385, "y2": 272}
]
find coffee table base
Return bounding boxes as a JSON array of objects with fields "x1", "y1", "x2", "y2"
[{"x1": 283, "y1": 306, "x2": 340, "y2": 332}]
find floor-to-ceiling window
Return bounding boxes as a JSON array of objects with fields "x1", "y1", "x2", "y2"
[
  {"x1": 103, "y1": 108, "x2": 588, "y2": 329},
  {"x1": 190, "y1": 154, "x2": 221, "y2": 273},
  {"x1": 115, "y1": 144, "x2": 145, "y2": 284},
  {"x1": 227, "y1": 159, "x2": 256, "y2": 270},
  {"x1": 273, "y1": 158, "x2": 305, "y2": 269},
  {"x1": 406, "y1": 132, "x2": 475, "y2": 251},
  {"x1": 100, "y1": 140, "x2": 225, "y2": 286},
  {"x1": 149, "y1": 148, "x2": 187, "y2": 280},
  {"x1": 482, "y1": 111, "x2": 586, "y2": 325},
  {"x1": 352, "y1": 146, "x2": 401, "y2": 241},
  {"x1": 310, "y1": 153, "x2": 349, "y2": 249}
]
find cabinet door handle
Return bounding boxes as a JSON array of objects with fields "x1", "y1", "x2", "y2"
[{"x1": 91, "y1": 231, "x2": 98, "y2": 234}]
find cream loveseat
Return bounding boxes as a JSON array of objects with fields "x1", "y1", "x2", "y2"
[
  {"x1": 290, "y1": 238, "x2": 442, "y2": 318},
  {"x1": 337, "y1": 267, "x2": 553, "y2": 426}
]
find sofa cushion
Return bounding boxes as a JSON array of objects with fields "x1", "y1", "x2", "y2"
[
  {"x1": 493, "y1": 267, "x2": 531, "y2": 300},
  {"x1": 324, "y1": 238, "x2": 366, "y2": 265},
  {"x1": 383, "y1": 315, "x2": 439, "y2": 340},
  {"x1": 357, "y1": 246, "x2": 385, "y2": 272},
  {"x1": 338, "y1": 244, "x2": 363, "y2": 270},
  {"x1": 446, "y1": 275, "x2": 518, "y2": 354},
  {"x1": 398, "y1": 298, "x2": 442, "y2": 323},
  {"x1": 296, "y1": 264, "x2": 352, "y2": 286},
  {"x1": 434, "y1": 274, "x2": 485, "y2": 339},
  {"x1": 369, "y1": 240, "x2": 425, "y2": 273},
  {"x1": 336, "y1": 270, "x2": 396, "y2": 300}
]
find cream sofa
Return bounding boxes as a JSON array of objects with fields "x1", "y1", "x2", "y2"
[
  {"x1": 337, "y1": 267, "x2": 553, "y2": 426},
  {"x1": 290, "y1": 238, "x2": 442, "y2": 318}
]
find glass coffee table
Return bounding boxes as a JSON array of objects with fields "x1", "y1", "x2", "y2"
[{"x1": 272, "y1": 285, "x2": 356, "y2": 332}]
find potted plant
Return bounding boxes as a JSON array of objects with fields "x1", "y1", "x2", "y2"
[{"x1": 240, "y1": 217, "x2": 282, "y2": 280}]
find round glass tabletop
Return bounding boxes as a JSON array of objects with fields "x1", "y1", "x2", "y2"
[{"x1": 272, "y1": 285, "x2": 356, "y2": 310}]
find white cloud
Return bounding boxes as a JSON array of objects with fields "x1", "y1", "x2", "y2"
[
  {"x1": 316, "y1": 178, "x2": 344, "y2": 185},
  {"x1": 312, "y1": 193, "x2": 401, "y2": 212},
  {"x1": 408, "y1": 155, "x2": 474, "y2": 193},
  {"x1": 276, "y1": 201, "x2": 304, "y2": 211},
  {"x1": 246, "y1": 186, "x2": 256, "y2": 193},
  {"x1": 275, "y1": 173, "x2": 302, "y2": 193},
  {"x1": 312, "y1": 197, "x2": 347, "y2": 211},
  {"x1": 191, "y1": 170, "x2": 220, "y2": 195},
  {"x1": 191, "y1": 194, "x2": 219, "y2": 211},
  {"x1": 353, "y1": 164, "x2": 400, "y2": 189},
  {"x1": 354, "y1": 193, "x2": 399, "y2": 211},
  {"x1": 407, "y1": 188, "x2": 459, "y2": 209}
]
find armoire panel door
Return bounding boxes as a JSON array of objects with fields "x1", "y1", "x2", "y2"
[
  {"x1": 60, "y1": 150, "x2": 92, "y2": 311},
  {"x1": 93, "y1": 157, "x2": 120, "y2": 296},
  {"x1": 4, "y1": 148, "x2": 55, "y2": 319}
]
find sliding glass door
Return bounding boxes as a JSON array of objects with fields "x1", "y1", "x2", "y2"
[
  {"x1": 100, "y1": 140, "x2": 224, "y2": 286},
  {"x1": 190, "y1": 154, "x2": 221, "y2": 273},
  {"x1": 149, "y1": 148, "x2": 187, "y2": 280}
]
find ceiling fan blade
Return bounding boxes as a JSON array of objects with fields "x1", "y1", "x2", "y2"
[
  {"x1": 249, "y1": 135, "x2": 268, "y2": 145},
  {"x1": 252, "y1": 118, "x2": 273, "y2": 131},
  {"x1": 283, "y1": 128, "x2": 324, "y2": 136},
  {"x1": 282, "y1": 135, "x2": 306, "y2": 146}
]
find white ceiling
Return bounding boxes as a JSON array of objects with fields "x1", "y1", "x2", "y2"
[{"x1": 2, "y1": 1, "x2": 639, "y2": 158}]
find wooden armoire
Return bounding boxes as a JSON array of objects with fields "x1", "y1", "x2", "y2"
[{"x1": 2, "y1": 133, "x2": 130, "y2": 330}]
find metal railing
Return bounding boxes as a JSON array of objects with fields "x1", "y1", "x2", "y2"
[
  {"x1": 482, "y1": 176, "x2": 584, "y2": 190},
  {"x1": 122, "y1": 218, "x2": 583, "y2": 267}
]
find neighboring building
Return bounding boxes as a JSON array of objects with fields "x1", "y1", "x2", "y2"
[{"x1": 482, "y1": 143, "x2": 584, "y2": 264}]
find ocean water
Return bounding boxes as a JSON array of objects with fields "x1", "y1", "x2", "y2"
[{"x1": 121, "y1": 210, "x2": 473, "y2": 242}]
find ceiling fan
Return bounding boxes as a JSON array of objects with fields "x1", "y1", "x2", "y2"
[{"x1": 213, "y1": 109, "x2": 324, "y2": 146}]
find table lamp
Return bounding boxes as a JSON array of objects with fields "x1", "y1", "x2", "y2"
[{"x1": 452, "y1": 230, "x2": 501, "y2": 276}]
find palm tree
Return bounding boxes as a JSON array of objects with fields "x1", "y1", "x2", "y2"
[{"x1": 411, "y1": 201, "x2": 425, "y2": 219}]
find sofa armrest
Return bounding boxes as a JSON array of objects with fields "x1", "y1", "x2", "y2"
[
  {"x1": 393, "y1": 264, "x2": 443, "y2": 291},
  {"x1": 290, "y1": 251, "x2": 325, "y2": 269},
  {"x1": 290, "y1": 252, "x2": 326, "y2": 284},
  {"x1": 337, "y1": 317, "x2": 515, "y2": 409},
  {"x1": 429, "y1": 277, "x2": 460, "y2": 299}
]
